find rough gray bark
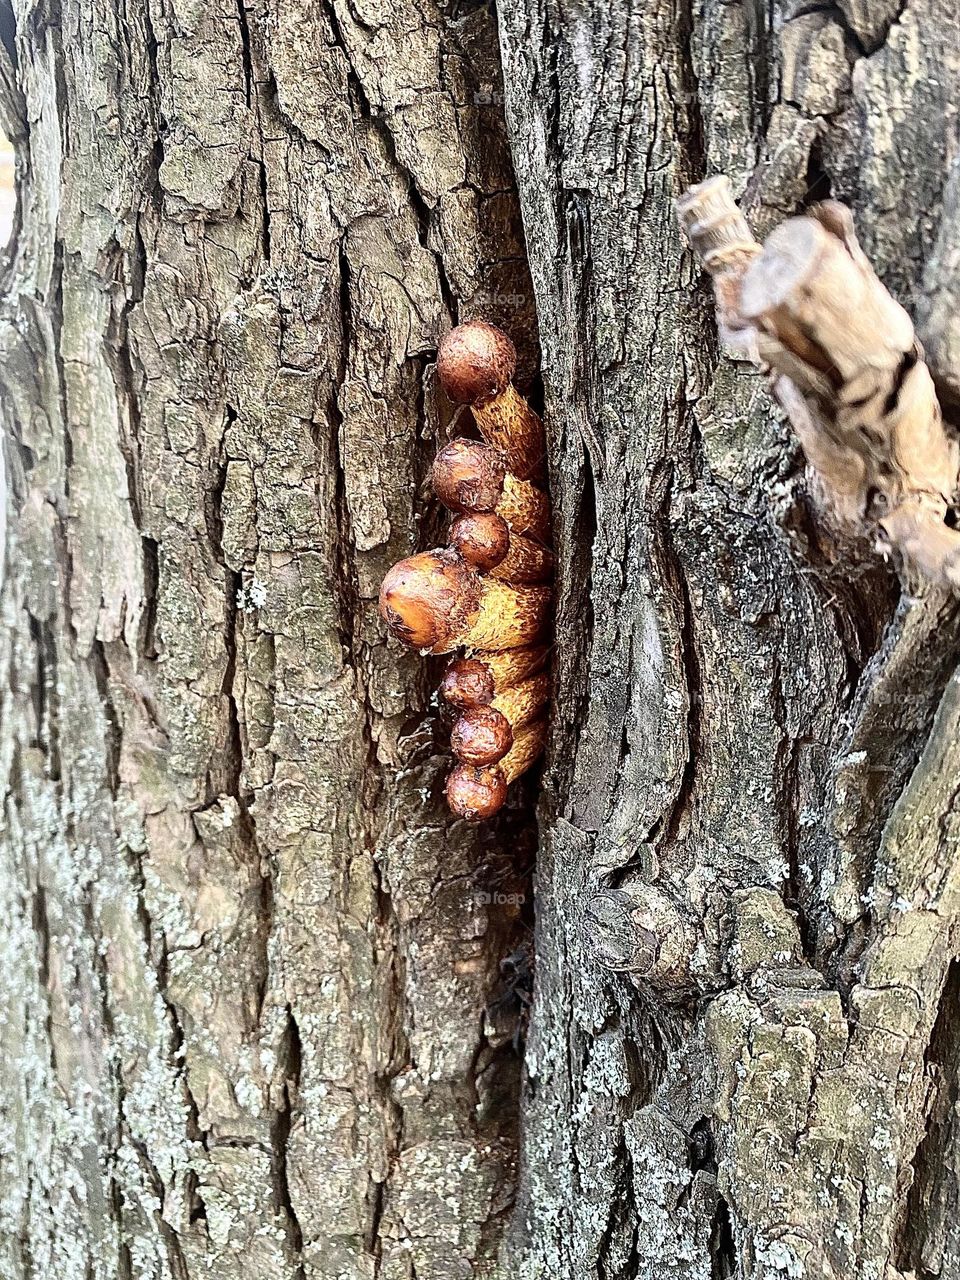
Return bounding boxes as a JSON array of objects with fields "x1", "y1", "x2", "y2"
[
  {"x1": 0, "y1": 1, "x2": 536, "y2": 1276},
  {"x1": 1, "y1": 1, "x2": 959, "y2": 1280},
  {"x1": 498, "y1": 0, "x2": 960, "y2": 1276}
]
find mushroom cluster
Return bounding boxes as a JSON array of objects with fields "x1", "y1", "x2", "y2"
[{"x1": 379, "y1": 322, "x2": 553, "y2": 820}]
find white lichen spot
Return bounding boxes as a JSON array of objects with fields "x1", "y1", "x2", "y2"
[
  {"x1": 236, "y1": 578, "x2": 267, "y2": 612},
  {"x1": 754, "y1": 1237, "x2": 804, "y2": 1277}
]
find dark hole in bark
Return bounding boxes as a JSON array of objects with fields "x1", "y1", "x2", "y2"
[
  {"x1": 884, "y1": 349, "x2": 918, "y2": 418},
  {"x1": 689, "y1": 1115, "x2": 717, "y2": 1175},
  {"x1": 800, "y1": 136, "x2": 833, "y2": 209},
  {"x1": 710, "y1": 1194, "x2": 737, "y2": 1279},
  {"x1": 140, "y1": 534, "x2": 160, "y2": 659},
  {"x1": 272, "y1": 1009, "x2": 306, "y2": 1276}
]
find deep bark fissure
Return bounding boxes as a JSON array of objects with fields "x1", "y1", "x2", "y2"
[
  {"x1": 271, "y1": 1008, "x2": 307, "y2": 1279},
  {"x1": 659, "y1": 472, "x2": 704, "y2": 853},
  {"x1": 710, "y1": 1193, "x2": 736, "y2": 1278},
  {"x1": 897, "y1": 958, "x2": 960, "y2": 1275}
]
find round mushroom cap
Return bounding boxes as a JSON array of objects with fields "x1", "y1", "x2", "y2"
[
  {"x1": 432, "y1": 439, "x2": 506, "y2": 514},
  {"x1": 437, "y1": 321, "x2": 517, "y2": 405},
  {"x1": 450, "y1": 512, "x2": 511, "y2": 572},
  {"x1": 440, "y1": 659, "x2": 496, "y2": 708},
  {"x1": 446, "y1": 764, "x2": 508, "y2": 821},
  {"x1": 378, "y1": 551, "x2": 480, "y2": 652},
  {"x1": 450, "y1": 706, "x2": 513, "y2": 766}
]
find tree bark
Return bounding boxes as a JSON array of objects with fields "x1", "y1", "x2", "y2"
[
  {"x1": 498, "y1": 1, "x2": 960, "y2": 1277},
  {"x1": 1, "y1": 1, "x2": 959, "y2": 1279},
  {"x1": 0, "y1": 1, "x2": 537, "y2": 1276}
]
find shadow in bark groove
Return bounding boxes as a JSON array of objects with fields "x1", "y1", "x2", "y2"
[
  {"x1": 710, "y1": 1194, "x2": 736, "y2": 1279},
  {"x1": 897, "y1": 958, "x2": 960, "y2": 1277}
]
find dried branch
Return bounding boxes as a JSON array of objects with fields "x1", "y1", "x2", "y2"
[{"x1": 677, "y1": 176, "x2": 960, "y2": 586}]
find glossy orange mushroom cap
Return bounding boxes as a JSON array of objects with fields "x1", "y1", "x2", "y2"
[
  {"x1": 432, "y1": 439, "x2": 506, "y2": 514},
  {"x1": 450, "y1": 706, "x2": 513, "y2": 766},
  {"x1": 437, "y1": 321, "x2": 517, "y2": 406},
  {"x1": 378, "y1": 551, "x2": 480, "y2": 652},
  {"x1": 446, "y1": 764, "x2": 508, "y2": 821},
  {"x1": 450, "y1": 512, "x2": 511, "y2": 571},
  {"x1": 440, "y1": 658, "x2": 496, "y2": 708}
]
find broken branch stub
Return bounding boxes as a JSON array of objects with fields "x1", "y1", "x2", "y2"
[{"x1": 677, "y1": 175, "x2": 960, "y2": 587}]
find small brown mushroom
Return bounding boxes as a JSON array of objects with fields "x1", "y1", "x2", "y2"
[
  {"x1": 445, "y1": 764, "x2": 509, "y2": 822},
  {"x1": 497, "y1": 474, "x2": 551, "y2": 543},
  {"x1": 481, "y1": 645, "x2": 550, "y2": 692},
  {"x1": 449, "y1": 512, "x2": 511, "y2": 572},
  {"x1": 446, "y1": 717, "x2": 548, "y2": 821},
  {"x1": 379, "y1": 550, "x2": 551, "y2": 654},
  {"x1": 499, "y1": 717, "x2": 548, "y2": 784},
  {"x1": 432, "y1": 438, "x2": 550, "y2": 543},
  {"x1": 491, "y1": 672, "x2": 550, "y2": 729},
  {"x1": 437, "y1": 321, "x2": 517, "y2": 406},
  {"x1": 439, "y1": 658, "x2": 496, "y2": 709},
  {"x1": 448, "y1": 671, "x2": 548, "y2": 766},
  {"x1": 489, "y1": 529, "x2": 554, "y2": 584},
  {"x1": 449, "y1": 705, "x2": 514, "y2": 766},
  {"x1": 440, "y1": 645, "x2": 549, "y2": 709},
  {"x1": 378, "y1": 549, "x2": 479, "y2": 651},
  {"x1": 380, "y1": 318, "x2": 555, "y2": 822},
  {"x1": 432, "y1": 439, "x2": 506, "y2": 514},
  {"x1": 437, "y1": 322, "x2": 545, "y2": 481}
]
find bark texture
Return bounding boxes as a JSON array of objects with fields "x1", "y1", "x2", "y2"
[
  {"x1": 497, "y1": 0, "x2": 960, "y2": 1276},
  {"x1": 1, "y1": 0, "x2": 960, "y2": 1278},
  {"x1": 0, "y1": 1, "x2": 537, "y2": 1276}
]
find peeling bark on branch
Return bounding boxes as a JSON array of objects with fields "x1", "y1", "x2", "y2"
[{"x1": 678, "y1": 179, "x2": 960, "y2": 587}]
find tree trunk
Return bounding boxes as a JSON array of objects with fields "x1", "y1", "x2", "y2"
[
  {"x1": 1, "y1": 0, "x2": 959, "y2": 1278},
  {"x1": 498, "y1": 1, "x2": 960, "y2": 1276}
]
